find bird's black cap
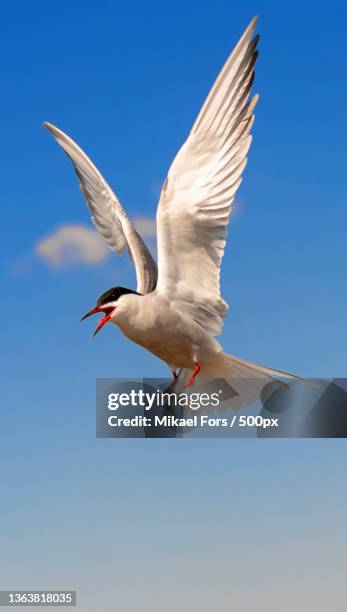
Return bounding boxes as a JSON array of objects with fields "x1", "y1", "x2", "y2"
[{"x1": 96, "y1": 286, "x2": 140, "y2": 307}]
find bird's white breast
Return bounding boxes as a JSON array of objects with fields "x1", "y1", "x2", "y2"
[{"x1": 111, "y1": 292, "x2": 221, "y2": 369}]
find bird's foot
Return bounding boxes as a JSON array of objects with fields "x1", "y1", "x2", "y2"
[{"x1": 185, "y1": 362, "x2": 201, "y2": 388}]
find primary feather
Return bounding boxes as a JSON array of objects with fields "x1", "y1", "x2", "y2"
[
  {"x1": 44, "y1": 122, "x2": 157, "y2": 294},
  {"x1": 156, "y1": 16, "x2": 259, "y2": 335}
]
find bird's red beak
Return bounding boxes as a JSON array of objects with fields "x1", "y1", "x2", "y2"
[{"x1": 81, "y1": 306, "x2": 116, "y2": 337}]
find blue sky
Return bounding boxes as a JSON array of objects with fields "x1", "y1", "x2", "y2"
[{"x1": 1, "y1": 1, "x2": 347, "y2": 610}]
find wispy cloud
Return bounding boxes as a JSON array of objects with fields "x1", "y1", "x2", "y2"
[
  {"x1": 35, "y1": 217, "x2": 156, "y2": 267},
  {"x1": 35, "y1": 224, "x2": 109, "y2": 267},
  {"x1": 133, "y1": 217, "x2": 157, "y2": 238}
]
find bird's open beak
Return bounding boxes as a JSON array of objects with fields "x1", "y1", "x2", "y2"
[{"x1": 81, "y1": 306, "x2": 116, "y2": 337}]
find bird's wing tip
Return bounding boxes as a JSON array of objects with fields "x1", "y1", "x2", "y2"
[
  {"x1": 245, "y1": 16, "x2": 259, "y2": 37},
  {"x1": 43, "y1": 120, "x2": 57, "y2": 135},
  {"x1": 43, "y1": 121, "x2": 63, "y2": 140},
  {"x1": 238, "y1": 16, "x2": 259, "y2": 48}
]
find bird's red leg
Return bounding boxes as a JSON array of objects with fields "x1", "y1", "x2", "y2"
[{"x1": 186, "y1": 362, "x2": 201, "y2": 388}]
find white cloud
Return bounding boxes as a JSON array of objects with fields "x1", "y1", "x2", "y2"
[
  {"x1": 133, "y1": 217, "x2": 157, "y2": 238},
  {"x1": 36, "y1": 224, "x2": 109, "y2": 267},
  {"x1": 35, "y1": 217, "x2": 156, "y2": 268}
]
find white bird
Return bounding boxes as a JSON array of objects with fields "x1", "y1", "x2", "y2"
[{"x1": 44, "y1": 17, "x2": 309, "y2": 407}]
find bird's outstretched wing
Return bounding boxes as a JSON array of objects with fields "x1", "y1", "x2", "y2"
[
  {"x1": 156, "y1": 17, "x2": 259, "y2": 334},
  {"x1": 44, "y1": 122, "x2": 157, "y2": 294}
]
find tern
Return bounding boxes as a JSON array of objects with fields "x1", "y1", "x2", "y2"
[{"x1": 44, "y1": 17, "x2": 309, "y2": 406}]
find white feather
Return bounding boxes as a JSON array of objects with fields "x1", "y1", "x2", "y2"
[
  {"x1": 44, "y1": 122, "x2": 157, "y2": 294},
  {"x1": 156, "y1": 16, "x2": 259, "y2": 335}
]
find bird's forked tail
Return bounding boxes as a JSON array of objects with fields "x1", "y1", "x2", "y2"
[{"x1": 195, "y1": 352, "x2": 314, "y2": 410}]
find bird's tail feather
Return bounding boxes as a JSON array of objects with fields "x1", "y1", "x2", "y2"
[
  {"x1": 196, "y1": 352, "x2": 314, "y2": 410},
  {"x1": 201, "y1": 351, "x2": 308, "y2": 380},
  {"x1": 216, "y1": 352, "x2": 309, "y2": 382}
]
